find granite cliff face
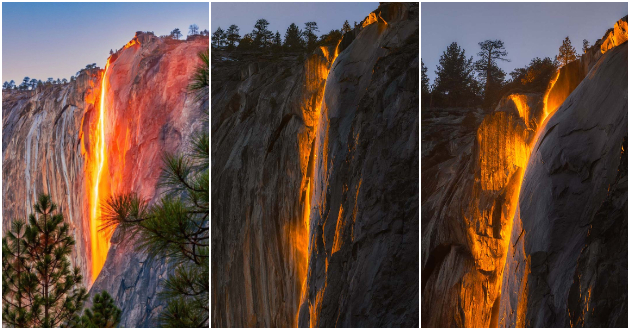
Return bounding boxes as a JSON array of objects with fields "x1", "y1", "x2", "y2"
[
  {"x1": 211, "y1": 2, "x2": 418, "y2": 327},
  {"x1": 2, "y1": 32, "x2": 209, "y2": 327},
  {"x1": 211, "y1": 41, "x2": 334, "y2": 329},
  {"x1": 297, "y1": 5, "x2": 418, "y2": 327},
  {"x1": 421, "y1": 18, "x2": 627, "y2": 328},
  {"x1": 499, "y1": 41, "x2": 628, "y2": 328}
]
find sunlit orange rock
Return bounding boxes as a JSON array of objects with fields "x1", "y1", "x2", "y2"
[
  {"x1": 601, "y1": 17, "x2": 628, "y2": 54},
  {"x1": 3, "y1": 68, "x2": 103, "y2": 293},
  {"x1": 3, "y1": 32, "x2": 209, "y2": 327},
  {"x1": 499, "y1": 41, "x2": 627, "y2": 328}
]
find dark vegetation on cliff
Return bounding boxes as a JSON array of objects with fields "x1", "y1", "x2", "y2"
[
  {"x1": 421, "y1": 16, "x2": 628, "y2": 111},
  {"x1": 2, "y1": 194, "x2": 120, "y2": 328},
  {"x1": 211, "y1": 16, "x2": 355, "y2": 54}
]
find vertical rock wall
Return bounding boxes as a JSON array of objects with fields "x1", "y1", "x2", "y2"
[
  {"x1": 298, "y1": 3, "x2": 419, "y2": 327},
  {"x1": 3, "y1": 69, "x2": 102, "y2": 286},
  {"x1": 499, "y1": 42, "x2": 628, "y2": 328},
  {"x1": 422, "y1": 91, "x2": 544, "y2": 327},
  {"x1": 211, "y1": 46, "x2": 333, "y2": 327},
  {"x1": 2, "y1": 33, "x2": 209, "y2": 327},
  {"x1": 88, "y1": 34, "x2": 208, "y2": 327},
  {"x1": 211, "y1": 3, "x2": 419, "y2": 327},
  {"x1": 422, "y1": 17, "x2": 628, "y2": 328}
]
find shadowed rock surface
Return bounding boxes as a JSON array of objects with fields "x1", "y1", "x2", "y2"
[
  {"x1": 2, "y1": 33, "x2": 208, "y2": 327},
  {"x1": 421, "y1": 91, "x2": 545, "y2": 327},
  {"x1": 421, "y1": 17, "x2": 627, "y2": 328},
  {"x1": 211, "y1": 34, "x2": 336, "y2": 329},
  {"x1": 211, "y1": 2, "x2": 419, "y2": 327},
  {"x1": 499, "y1": 41, "x2": 628, "y2": 328},
  {"x1": 297, "y1": 3, "x2": 418, "y2": 327}
]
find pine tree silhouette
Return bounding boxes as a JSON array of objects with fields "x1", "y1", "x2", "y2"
[{"x1": 2, "y1": 194, "x2": 88, "y2": 327}]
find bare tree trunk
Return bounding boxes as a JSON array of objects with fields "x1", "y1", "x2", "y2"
[{"x1": 486, "y1": 48, "x2": 492, "y2": 109}]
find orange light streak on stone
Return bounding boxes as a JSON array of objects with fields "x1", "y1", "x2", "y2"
[
  {"x1": 295, "y1": 44, "x2": 342, "y2": 328},
  {"x1": 543, "y1": 70, "x2": 561, "y2": 118},
  {"x1": 509, "y1": 94, "x2": 530, "y2": 125},
  {"x1": 494, "y1": 70, "x2": 561, "y2": 324},
  {"x1": 362, "y1": 12, "x2": 378, "y2": 27},
  {"x1": 89, "y1": 58, "x2": 115, "y2": 283}
]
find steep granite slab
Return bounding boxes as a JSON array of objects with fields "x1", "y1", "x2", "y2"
[
  {"x1": 500, "y1": 42, "x2": 628, "y2": 327},
  {"x1": 88, "y1": 34, "x2": 208, "y2": 327},
  {"x1": 298, "y1": 3, "x2": 419, "y2": 327},
  {"x1": 3, "y1": 69, "x2": 102, "y2": 286},
  {"x1": 211, "y1": 46, "x2": 333, "y2": 327}
]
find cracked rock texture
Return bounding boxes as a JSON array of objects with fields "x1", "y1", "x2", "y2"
[
  {"x1": 2, "y1": 33, "x2": 208, "y2": 327},
  {"x1": 3, "y1": 70, "x2": 102, "y2": 290}
]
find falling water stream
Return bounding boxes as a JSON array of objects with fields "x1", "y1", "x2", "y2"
[
  {"x1": 295, "y1": 41, "x2": 342, "y2": 328},
  {"x1": 89, "y1": 57, "x2": 113, "y2": 283}
]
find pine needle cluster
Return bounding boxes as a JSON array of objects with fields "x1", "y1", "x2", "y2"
[
  {"x1": 71, "y1": 291, "x2": 121, "y2": 327},
  {"x1": 2, "y1": 194, "x2": 87, "y2": 327}
]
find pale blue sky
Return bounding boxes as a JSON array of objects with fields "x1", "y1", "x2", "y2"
[
  {"x1": 422, "y1": 2, "x2": 628, "y2": 84},
  {"x1": 3, "y1": 2, "x2": 209, "y2": 83},
  {"x1": 211, "y1": 2, "x2": 378, "y2": 41}
]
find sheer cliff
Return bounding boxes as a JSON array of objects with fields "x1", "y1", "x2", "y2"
[
  {"x1": 2, "y1": 33, "x2": 209, "y2": 327},
  {"x1": 211, "y1": 2, "x2": 419, "y2": 327},
  {"x1": 421, "y1": 17, "x2": 627, "y2": 327},
  {"x1": 499, "y1": 41, "x2": 628, "y2": 329}
]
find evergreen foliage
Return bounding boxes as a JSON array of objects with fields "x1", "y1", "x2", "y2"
[
  {"x1": 20, "y1": 77, "x2": 30, "y2": 90},
  {"x1": 72, "y1": 291, "x2": 121, "y2": 328},
  {"x1": 273, "y1": 31, "x2": 283, "y2": 52},
  {"x1": 583, "y1": 39, "x2": 590, "y2": 54},
  {"x1": 284, "y1": 23, "x2": 304, "y2": 51},
  {"x1": 556, "y1": 36, "x2": 577, "y2": 66},
  {"x1": 226, "y1": 25, "x2": 240, "y2": 49},
  {"x1": 2, "y1": 194, "x2": 87, "y2": 327},
  {"x1": 237, "y1": 33, "x2": 254, "y2": 51},
  {"x1": 474, "y1": 39, "x2": 510, "y2": 109},
  {"x1": 421, "y1": 59, "x2": 430, "y2": 108},
  {"x1": 170, "y1": 28, "x2": 182, "y2": 40},
  {"x1": 188, "y1": 50, "x2": 209, "y2": 101},
  {"x1": 252, "y1": 19, "x2": 273, "y2": 49},
  {"x1": 342, "y1": 20, "x2": 352, "y2": 33},
  {"x1": 212, "y1": 27, "x2": 224, "y2": 48},
  {"x1": 303, "y1": 21, "x2": 319, "y2": 51},
  {"x1": 318, "y1": 29, "x2": 342, "y2": 47},
  {"x1": 504, "y1": 56, "x2": 558, "y2": 94},
  {"x1": 432, "y1": 42, "x2": 480, "y2": 107},
  {"x1": 188, "y1": 24, "x2": 199, "y2": 36}
]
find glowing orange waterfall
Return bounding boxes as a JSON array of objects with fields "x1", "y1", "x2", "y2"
[
  {"x1": 493, "y1": 70, "x2": 561, "y2": 325},
  {"x1": 89, "y1": 58, "x2": 114, "y2": 282},
  {"x1": 542, "y1": 70, "x2": 561, "y2": 117},
  {"x1": 295, "y1": 41, "x2": 342, "y2": 328}
]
